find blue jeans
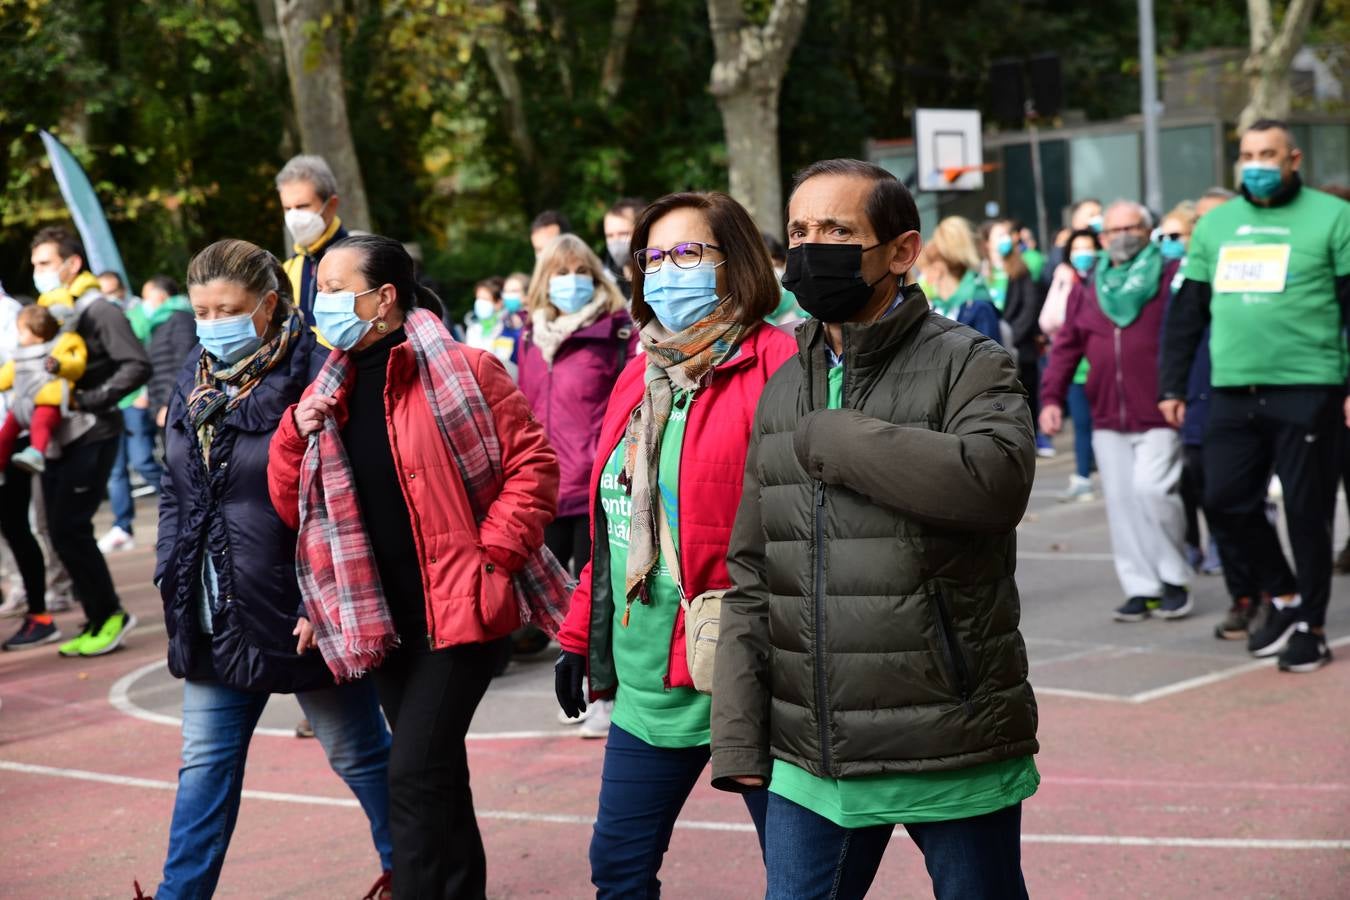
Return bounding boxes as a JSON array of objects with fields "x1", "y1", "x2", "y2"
[
  {"x1": 108, "y1": 406, "x2": 163, "y2": 532},
  {"x1": 591, "y1": 724, "x2": 767, "y2": 899},
  {"x1": 157, "y1": 677, "x2": 393, "y2": 899},
  {"x1": 1066, "y1": 383, "x2": 1095, "y2": 480},
  {"x1": 765, "y1": 793, "x2": 1027, "y2": 900}
]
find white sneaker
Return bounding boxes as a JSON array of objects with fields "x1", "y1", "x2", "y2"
[
  {"x1": 97, "y1": 526, "x2": 136, "y2": 554},
  {"x1": 0, "y1": 591, "x2": 28, "y2": 618},
  {"x1": 557, "y1": 705, "x2": 591, "y2": 726},
  {"x1": 1056, "y1": 474, "x2": 1094, "y2": 503},
  {"x1": 45, "y1": 592, "x2": 74, "y2": 613},
  {"x1": 579, "y1": 699, "x2": 613, "y2": 739}
]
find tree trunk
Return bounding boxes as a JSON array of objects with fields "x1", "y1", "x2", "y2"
[
  {"x1": 706, "y1": 0, "x2": 809, "y2": 236},
  {"x1": 1238, "y1": 0, "x2": 1320, "y2": 132},
  {"x1": 274, "y1": 0, "x2": 372, "y2": 231},
  {"x1": 254, "y1": 0, "x2": 299, "y2": 162},
  {"x1": 600, "y1": 0, "x2": 640, "y2": 103},
  {"x1": 717, "y1": 84, "x2": 784, "y2": 236}
]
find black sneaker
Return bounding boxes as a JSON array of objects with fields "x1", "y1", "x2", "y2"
[
  {"x1": 1248, "y1": 600, "x2": 1302, "y2": 658},
  {"x1": 1215, "y1": 596, "x2": 1256, "y2": 640},
  {"x1": 2, "y1": 615, "x2": 61, "y2": 651},
  {"x1": 1277, "y1": 624, "x2": 1332, "y2": 673},
  {"x1": 1156, "y1": 584, "x2": 1192, "y2": 620},
  {"x1": 1113, "y1": 597, "x2": 1153, "y2": 622}
]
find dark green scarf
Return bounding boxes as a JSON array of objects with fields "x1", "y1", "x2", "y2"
[{"x1": 1095, "y1": 243, "x2": 1162, "y2": 327}]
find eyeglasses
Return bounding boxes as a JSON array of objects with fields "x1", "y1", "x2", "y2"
[
  {"x1": 1154, "y1": 232, "x2": 1187, "y2": 242},
  {"x1": 1101, "y1": 224, "x2": 1146, "y2": 237},
  {"x1": 633, "y1": 241, "x2": 724, "y2": 275}
]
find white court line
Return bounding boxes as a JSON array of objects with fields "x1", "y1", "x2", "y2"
[
  {"x1": 1, "y1": 760, "x2": 1346, "y2": 851},
  {"x1": 1126, "y1": 633, "x2": 1350, "y2": 704},
  {"x1": 108, "y1": 660, "x2": 575, "y2": 741}
]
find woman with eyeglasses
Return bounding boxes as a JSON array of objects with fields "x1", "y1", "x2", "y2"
[{"x1": 552, "y1": 192, "x2": 795, "y2": 897}]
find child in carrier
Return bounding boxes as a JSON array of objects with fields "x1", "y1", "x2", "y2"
[{"x1": 0, "y1": 303, "x2": 87, "y2": 481}]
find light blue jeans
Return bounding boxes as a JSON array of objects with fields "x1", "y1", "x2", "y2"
[{"x1": 156, "y1": 677, "x2": 393, "y2": 899}]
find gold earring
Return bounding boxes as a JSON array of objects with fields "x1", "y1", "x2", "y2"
[{"x1": 374, "y1": 319, "x2": 388, "y2": 333}]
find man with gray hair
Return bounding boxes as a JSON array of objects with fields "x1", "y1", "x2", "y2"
[
  {"x1": 1041, "y1": 199, "x2": 1192, "y2": 623},
  {"x1": 275, "y1": 154, "x2": 347, "y2": 325}
]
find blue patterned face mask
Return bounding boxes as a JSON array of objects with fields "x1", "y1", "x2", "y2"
[
  {"x1": 1070, "y1": 251, "x2": 1098, "y2": 276},
  {"x1": 642, "y1": 261, "x2": 722, "y2": 332},
  {"x1": 196, "y1": 296, "x2": 265, "y2": 364},
  {"x1": 548, "y1": 274, "x2": 595, "y2": 313},
  {"x1": 1241, "y1": 163, "x2": 1284, "y2": 200},
  {"x1": 314, "y1": 287, "x2": 379, "y2": 350}
]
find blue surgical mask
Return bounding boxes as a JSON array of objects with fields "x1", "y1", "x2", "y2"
[
  {"x1": 33, "y1": 269, "x2": 62, "y2": 295},
  {"x1": 549, "y1": 274, "x2": 595, "y2": 314},
  {"x1": 643, "y1": 261, "x2": 722, "y2": 332},
  {"x1": 995, "y1": 237, "x2": 1014, "y2": 257},
  {"x1": 502, "y1": 293, "x2": 524, "y2": 313},
  {"x1": 1159, "y1": 237, "x2": 1186, "y2": 261},
  {"x1": 196, "y1": 297, "x2": 266, "y2": 364},
  {"x1": 1088, "y1": 215, "x2": 1104, "y2": 234},
  {"x1": 1241, "y1": 163, "x2": 1284, "y2": 200},
  {"x1": 1069, "y1": 251, "x2": 1097, "y2": 276},
  {"x1": 314, "y1": 287, "x2": 379, "y2": 350}
]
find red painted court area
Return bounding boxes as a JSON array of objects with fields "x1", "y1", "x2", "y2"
[{"x1": 3, "y1": 454, "x2": 1350, "y2": 898}]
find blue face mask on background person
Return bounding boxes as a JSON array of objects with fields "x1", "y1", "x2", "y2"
[
  {"x1": 995, "y1": 236, "x2": 1014, "y2": 257},
  {"x1": 502, "y1": 293, "x2": 524, "y2": 313},
  {"x1": 1069, "y1": 251, "x2": 1097, "y2": 276},
  {"x1": 549, "y1": 274, "x2": 595, "y2": 314},
  {"x1": 33, "y1": 269, "x2": 63, "y2": 295},
  {"x1": 1241, "y1": 163, "x2": 1284, "y2": 200},
  {"x1": 1088, "y1": 215, "x2": 1104, "y2": 233},
  {"x1": 314, "y1": 287, "x2": 379, "y2": 350},
  {"x1": 196, "y1": 296, "x2": 265, "y2": 364},
  {"x1": 643, "y1": 261, "x2": 722, "y2": 332},
  {"x1": 1159, "y1": 237, "x2": 1186, "y2": 261}
]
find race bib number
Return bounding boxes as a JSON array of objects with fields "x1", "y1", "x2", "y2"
[{"x1": 1213, "y1": 244, "x2": 1290, "y2": 294}]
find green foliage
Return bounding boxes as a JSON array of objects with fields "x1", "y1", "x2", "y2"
[{"x1": 2, "y1": 0, "x2": 1326, "y2": 298}]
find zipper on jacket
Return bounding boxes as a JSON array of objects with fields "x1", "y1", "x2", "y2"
[
  {"x1": 1113, "y1": 327, "x2": 1127, "y2": 430},
  {"x1": 931, "y1": 591, "x2": 974, "y2": 716},
  {"x1": 812, "y1": 479, "x2": 834, "y2": 776}
]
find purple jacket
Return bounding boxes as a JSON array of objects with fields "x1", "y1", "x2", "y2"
[
  {"x1": 1042, "y1": 259, "x2": 1180, "y2": 434},
  {"x1": 517, "y1": 311, "x2": 636, "y2": 517}
]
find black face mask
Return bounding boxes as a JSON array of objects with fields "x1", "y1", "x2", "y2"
[{"x1": 781, "y1": 242, "x2": 886, "y2": 323}]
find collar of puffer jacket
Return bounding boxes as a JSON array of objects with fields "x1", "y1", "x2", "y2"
[{"x1": 795, "y1": 282, "x2": 930, "y2": 390}]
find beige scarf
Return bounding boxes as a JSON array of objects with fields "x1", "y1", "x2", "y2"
[{"x1": 529, "y1": 296, "x2": 609, "y2": 364}]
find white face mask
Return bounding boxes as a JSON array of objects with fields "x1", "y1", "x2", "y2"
[
  {"x1": 285, "y1": 207, "x2": 327, "y2": 247},
  {"x1": 474, "y1": 298, "x2": 497, "y2": 321}
]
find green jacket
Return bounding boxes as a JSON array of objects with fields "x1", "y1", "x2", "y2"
[{"x1": 710, "y1": 284, "x2": 1040, "y2": 787}]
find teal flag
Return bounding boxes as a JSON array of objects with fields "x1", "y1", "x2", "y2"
[{"x1": 40, "y1": 130, "x2": 129, "y2": 290}]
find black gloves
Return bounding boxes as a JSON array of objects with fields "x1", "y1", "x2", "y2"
[{"x1": 554, "y1": 650, "x2": 587, "y2": 719}]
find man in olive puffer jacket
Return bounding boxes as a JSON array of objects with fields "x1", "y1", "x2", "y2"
[{"x1": 711, "y1": 159, "x2": 1040, "y2": 900}]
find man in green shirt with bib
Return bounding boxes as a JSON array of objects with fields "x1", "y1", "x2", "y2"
[
  {"x1": 713, "y1": 160, "x2": 1039, "y2": 899},
  {"x1": 1160, "y1": 119, "x2": 1350, "y2": 673}
]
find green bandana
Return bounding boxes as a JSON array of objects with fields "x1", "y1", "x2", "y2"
[
  {"x1": 1095, "y1": 243, "x2": 1162, "y2": 327},
  {"x1": 931, "y1": 271, "x2": 989, "y2": 319}
]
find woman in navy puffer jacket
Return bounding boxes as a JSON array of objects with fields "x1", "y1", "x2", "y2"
[{"x1": 150, "y1": 239, "x2": 393, "y2": 900}]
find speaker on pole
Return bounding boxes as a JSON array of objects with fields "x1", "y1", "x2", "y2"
[
  {"x1": 989, "y1": 58, "x2": 1025, "y2": 127},
  {"x1": 1029, "y1": 53, "x2": 1062, "y2": 119}
]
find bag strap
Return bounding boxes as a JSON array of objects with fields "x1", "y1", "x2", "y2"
[{"x1": 656, "y1": 493, "x2": 688, "y2": 605}]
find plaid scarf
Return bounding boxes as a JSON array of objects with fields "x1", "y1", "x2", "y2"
[
  {"x1": 296, "y1": 308, "x2": 573, "y2": 681},
  {"x1": 186, "y1": 311, "x2": 300, "y2": 464},
  {"x1": 621, "y1": 302, "x2": 747, "y2": 600}
]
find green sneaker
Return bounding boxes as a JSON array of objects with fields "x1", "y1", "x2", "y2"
[
  {"x1": 57, "y1": 626, "x2": 93, "y2": 657},
  {"x1": 79, "y1": 612, "x2": 137, "y2": 657}
]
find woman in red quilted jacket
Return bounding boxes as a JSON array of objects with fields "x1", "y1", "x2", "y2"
[
  {"x1": 552, "y1": 193, "x2": 796, "y2": 897},
  {"x1": 268, "y1": 234, "x2": 569, "y2": 900}
]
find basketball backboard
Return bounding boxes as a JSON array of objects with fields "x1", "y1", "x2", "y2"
[{"x1": 914, "y1": 108, "x2": 987, "y2": 192}]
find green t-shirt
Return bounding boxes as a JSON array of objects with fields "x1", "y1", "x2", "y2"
[
  {"x1": 1184, "y1": 186, "x2": 1350, "y2": 387},
  {"x1": 987, "y1": 269, "x2": 1009, "y2": 312},
  {"x1": 769, "y1": 364, "x2": 1040, "y2": 827},
  {"x1": 1022, "y1": 248, "x2": 1046, "y2": 283},
  {"x1": 602, "y1": 389, "x2": 710, "y2": 748}
]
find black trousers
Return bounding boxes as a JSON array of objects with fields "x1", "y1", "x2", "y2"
[
  {"x1": 1180, "y1": 444, "x2": 1205, "y2": 549},
  {"x1": 1019, "y1": 358, "x2": 1042, "y2": 424},
  {"x1": 0, "y1": 461, "x2": 46, "y2": 615},
  {"x1": 1204, "y1": 388, "x2": 1341, "y2": 627},
  {"x1": 375, "y1": 641, "x2": 497, "y2": 900},
  {"x1": 42, "y1": 435, "x2": 122, "y2": 628},
  {"x1": 544, "y1": 513, "x2": 590, "y2": 579}
]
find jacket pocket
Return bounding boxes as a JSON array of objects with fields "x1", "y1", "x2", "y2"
[
  {"x1": 475, "y1": 552, "x2": 522, "y2": 639},
  {"x1": 930, "y1": 590, "x2": 973, "y2": 713}
]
